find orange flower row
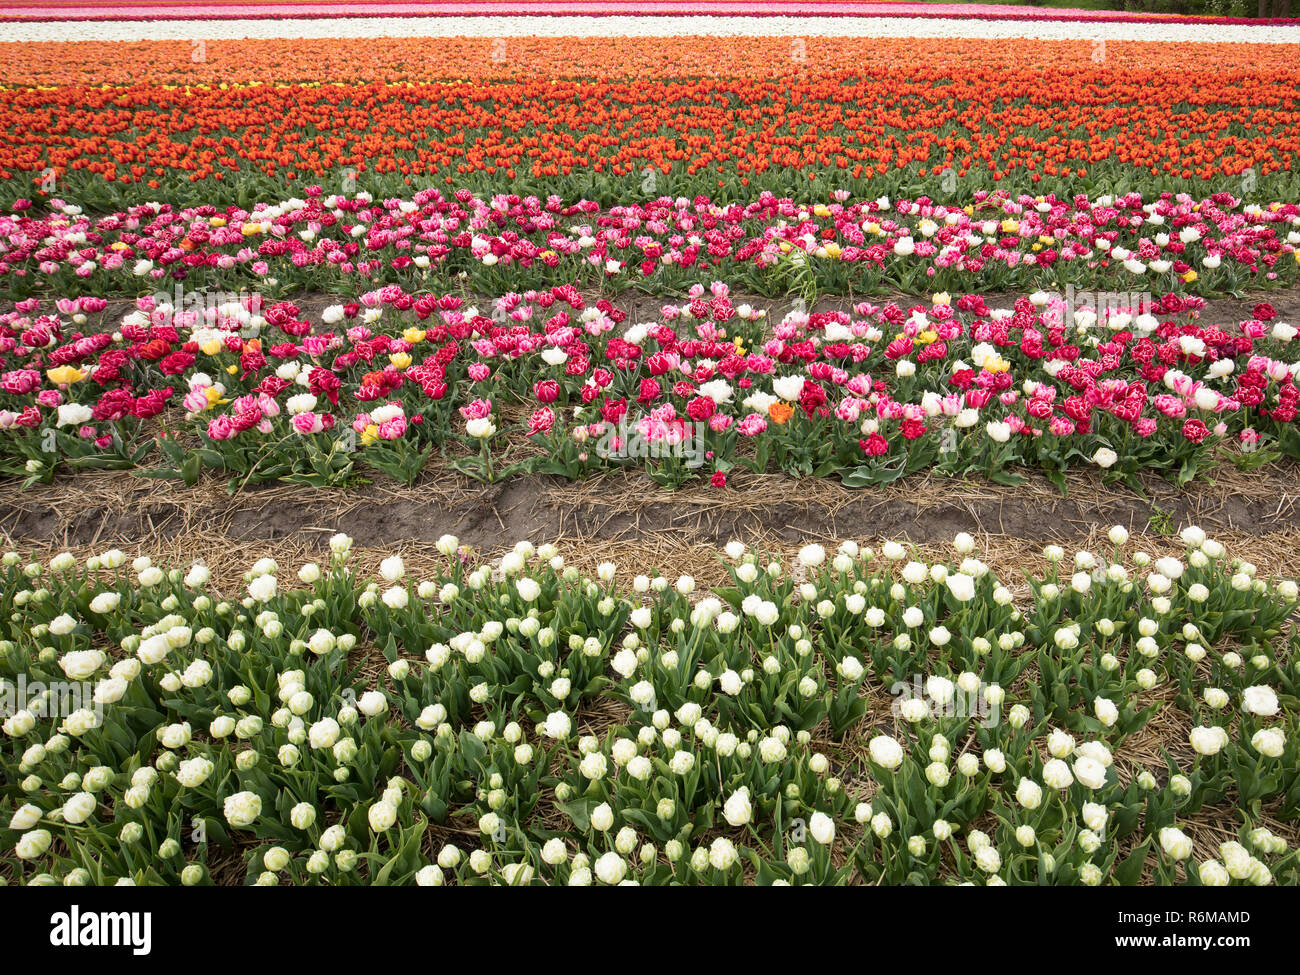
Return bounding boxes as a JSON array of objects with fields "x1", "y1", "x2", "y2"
[
  {"x1": 0, "y1": 37, "x2": 1295, "y2": 193},
  {"x1": 1, "y1": 35, "x2": 1297, "y2": 86}
]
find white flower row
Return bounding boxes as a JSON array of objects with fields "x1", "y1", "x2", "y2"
[
  {"x1": 6, "y1": 15, "x2": 1299, "y2": 44},
  {"x1": 3, "y1": 528, "x2": 1296, "y2": 886}
]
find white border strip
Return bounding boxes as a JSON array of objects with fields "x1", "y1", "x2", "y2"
[{"x1": 4, "y1": 14, "x2": 1300, "y2": 43}]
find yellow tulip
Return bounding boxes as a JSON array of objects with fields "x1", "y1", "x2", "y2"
[{"x1": 46, "y1": 366, "x2": 86, "y2": 386}]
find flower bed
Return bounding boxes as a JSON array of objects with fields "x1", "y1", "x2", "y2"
[
  {"x1": 3, "y1": 3, "x2": 1297, "y2": 25},
  {"x1": 4, "y1": 190, "x2": 1297, "y2": 301},
  {"x1": 3, "y1": 264, "x2": 1299, "y2": 490},
  {"x1": 4, "y1": 37, "x2": 1300, "y2": 208},
  {"x1": 0, "y1": 1, "x2": 1233, "y2": 23},
  {"x1": 8, "y1": 35, "x2": 1298, "y2": 89},
  {"x1": 2, "y1": 529, "x2": 1296, "y2": 885}
]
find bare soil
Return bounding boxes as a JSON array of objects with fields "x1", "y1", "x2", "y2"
[{"x1": 2, "y1": 460, "x2": 1297, "y2": 559}]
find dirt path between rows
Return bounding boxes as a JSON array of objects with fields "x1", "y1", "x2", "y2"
[{"x1": 3, "y1": 461, "x2": 1297, "y2": 557}]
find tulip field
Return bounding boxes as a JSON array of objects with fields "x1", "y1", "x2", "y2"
[{"x1": 2, "y1": 5, "x2": 1300, "y2": 892}]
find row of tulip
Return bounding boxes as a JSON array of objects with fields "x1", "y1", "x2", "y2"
[
  {"x1": 5, "y1": 190, "x2": 1296, "y2": 301},
  {"x1": 3, "y1": 2, "x2": 1282, "y2": 25},
  {"x1": 2, "y1": 527, "x2": 1296, "y2": 884},
  {"x1": 3, "y1": 274, "x2": 1297, "y2": 490},
  {"x1": 7, "y1": 35, "x2": 1296, "y2": 89},
  {"x1": 5, "y1": 33, "x2": 1300, "y2": 211}
]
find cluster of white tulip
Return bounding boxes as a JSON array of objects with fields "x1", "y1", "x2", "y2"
[{"x1": 1, "y1": 525, "x2": 1296, "y2": 885}]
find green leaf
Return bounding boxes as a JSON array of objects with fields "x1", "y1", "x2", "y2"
[
  {"x1": 1113, "y1": 839, "x2": 1151, "y2": 886},
  {"x1": 373, "y1": 815, "x2": 428, "y2": 886}
]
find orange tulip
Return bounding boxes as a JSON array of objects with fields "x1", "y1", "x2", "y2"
[
  {"x1": 0, "y1": 37, "x2": 1293, "y2": 193},
  {"x1": 768, "y1": 402, "x2": 795, "y2": 426}
]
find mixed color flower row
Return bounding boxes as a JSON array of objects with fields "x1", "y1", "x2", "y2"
[
  {"x1": 4, "y1": 189, "x2": 1298, "y2": 301},
  {"x1": 4, "y1": 270, "x2": 1298, "y2": 490}
]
